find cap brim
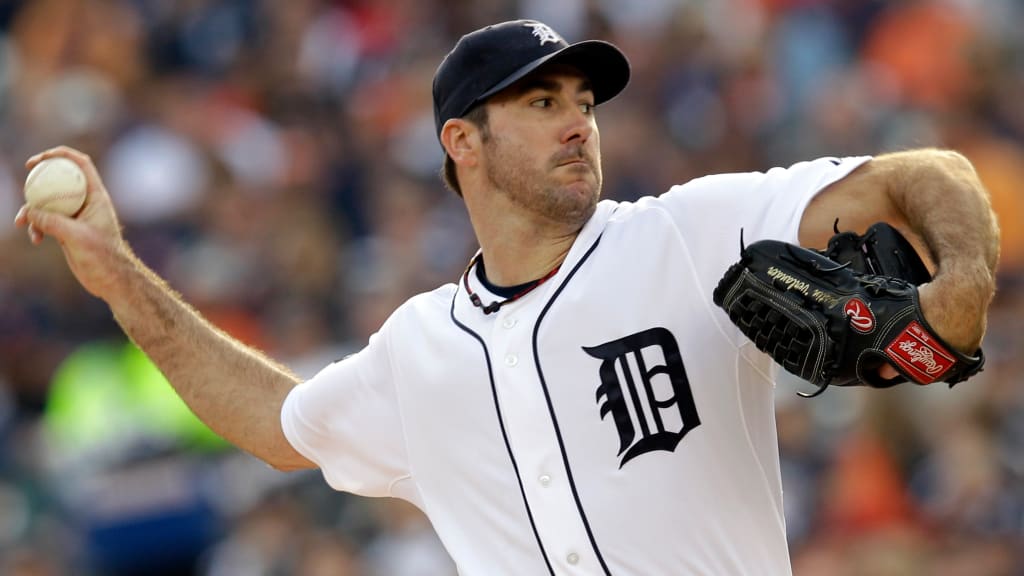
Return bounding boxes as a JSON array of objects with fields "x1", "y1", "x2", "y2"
[{"x1": 475, "y1": 40, "x2": 630, "y2": 107}]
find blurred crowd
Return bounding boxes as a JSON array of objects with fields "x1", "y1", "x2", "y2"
[{"x1": 0, "y1": 0, "x2": 1022, "y2": 574}]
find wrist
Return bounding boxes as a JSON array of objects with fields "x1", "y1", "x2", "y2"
[
  {"x1": 97, "y1": 243, "x2": 146, "y2": 303},
  {"x1": 918, "y1": 265, "x2": 994, "y2": 353}
]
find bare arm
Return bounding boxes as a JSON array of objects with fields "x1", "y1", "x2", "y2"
[
  {"x1": 800, "y1": 148, "x2": 1000, "y2": 354},
  {"x1": 16, "y1": 146, "x2": 314, "y2": 471}
]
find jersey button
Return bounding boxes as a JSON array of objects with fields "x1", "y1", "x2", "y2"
[
  {"x1": 502, "y1": 317, "x2": 517, "y2": 329},
  {"x1": 504, "y1": 354, "x2": 518, "y2": 367},
  {"x1": 567, "y1": 552, "x2": 580, "y2": 565},
  {"x1": 538, "y1": 474, "x2": 551, "y2": 486}
]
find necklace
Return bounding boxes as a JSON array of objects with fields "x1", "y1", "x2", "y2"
[{"x1": 461, "y1": 253, "x2": 561, "y2": 314}]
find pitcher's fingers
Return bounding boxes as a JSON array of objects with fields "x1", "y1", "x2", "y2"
[
  {"x1": 24, "y1": 206, "x2": 80, "y2": 243},
  {"x1": 25, "y1": 145, "x2": 79, "y2": 169},
  {"x1": 26, "y1": 146, "x2": 101, "y2": 189},
  {"x1": 25, "y1": 148, "x2": 59, "y2": 170},
  {"x1": 14, "y1": 204, "x2": 29, "y2": 226},
  {"x1": 28, "y1": 222, "x2": 43, "y2": 244},
  {"x1": 879, "y1": 364, "x2": 900, "y2": 381}
]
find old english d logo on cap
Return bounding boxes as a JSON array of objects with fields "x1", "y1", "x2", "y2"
[
  {"x1": 523, "y1": 21, "x2": 562, "y2": 45},
  {"x1": 432, "y1": 19, "x2": 631, "y2": 139}
]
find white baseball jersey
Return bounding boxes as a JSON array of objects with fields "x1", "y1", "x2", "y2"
[{"x1": 282, "y1": 156, "x2": 871, "y2": 575}]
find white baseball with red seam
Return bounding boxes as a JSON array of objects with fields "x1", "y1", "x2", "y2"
[{"x1": 24, "y1": 157, "x2": 87, "y2": 216}]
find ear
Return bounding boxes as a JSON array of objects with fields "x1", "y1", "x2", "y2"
[{"x1": 440, "y1": 118, "x2": 479, "y2": 167}]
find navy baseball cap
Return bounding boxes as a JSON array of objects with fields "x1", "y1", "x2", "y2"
[{"x1": 432, "y1": 20, "x2": 631, "y2": 140}]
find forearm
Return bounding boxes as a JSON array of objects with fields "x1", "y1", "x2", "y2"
[
  {"x1": 16, "y1": 147, "x2": 314, "y2": 470},
  {"x1": 104, "y1": 248, "x2": 310, "y2": 470},
  {"x1": 882, "y1": 149, "x2": 1000, "y2": 350}
]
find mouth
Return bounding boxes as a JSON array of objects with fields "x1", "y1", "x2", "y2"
[
  {"x1": 557, "y1": 158, "x2": 590, "y2": 169},
  {"x1": 552, "y1": 143, "x2": 596, "y2": 176}
]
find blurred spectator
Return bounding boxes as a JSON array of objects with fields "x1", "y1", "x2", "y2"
[
  {"x1": 0, "y1": 0, "x2": 1021, "y2": 573},
  {"x1": 861, "y1": 0, "x2": 977, "y2": 111},
  {"x1": 363, "y1": 499, "x2": 457, "y2": 576}
]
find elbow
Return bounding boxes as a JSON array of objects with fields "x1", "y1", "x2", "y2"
[
  {"x1": 893, "y1": 146, "x2": 974, "y2": 173},
  {"x1": 936, "y1": 148, "x2": 977, "y2": 175},
  {"x1": 904, "y1": 147, "x2": 976, "y2": 178},
  {"x1": 265, "y1": 455, "x2": 316, "y2": 473},
  {"x1": 263, "y1": 445, "x2": 318, "y2": 473},
  {"x1": 269, "y1": 460, "x2": 314, "y2": 473},
  {"x1": 240, "y1": 434, "x2": 317, "y2": 472}
]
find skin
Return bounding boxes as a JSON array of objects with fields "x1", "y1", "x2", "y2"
[
  {"x1": 16, "y1": 147, "x2": 312, "y2": 471},
  {"x1": 799, "y1": 149, "x2": 999, "y2": 377},
  {"x1": 441, "y1": 64, "x2": 601, "y2": 286},
  {"x1": 15, "y1": 64, "x2": 999, "y2": 469},
  {"x1": 802, "y1": 150, "x2": 999, "y2": 346}
]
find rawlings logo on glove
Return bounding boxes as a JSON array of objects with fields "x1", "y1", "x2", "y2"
[
  {"x1": 843, "y1": 298, "x2": 874, "y2": 332},
  {"x1": 712, "y1": 223, "x2": 984, "y2": 397},
  {"x1": 886, "y1": 321, "x2": 956, "y2": 382}
]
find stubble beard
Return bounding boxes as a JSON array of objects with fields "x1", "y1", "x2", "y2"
[{"x1": 483, "y1": 135, "x2": 601, "y2": 229}]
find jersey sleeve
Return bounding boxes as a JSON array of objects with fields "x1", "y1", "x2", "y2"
[
  {"x1": 281, "y1": 316, "x2": 410, "y2": 497},
  {"x1": 657, "y1": 155, "x2": 871, "y2": 291},
  {"x1": 649, "y1": 156, "x2": 872, "y2": 359}
]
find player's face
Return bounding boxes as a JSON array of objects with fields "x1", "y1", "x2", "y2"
[{"x1": 480, "y1": 66, "x2": 602, "y2": 228}]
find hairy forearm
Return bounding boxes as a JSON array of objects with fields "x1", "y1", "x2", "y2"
[
  {"x1": 104, "y1": 249, "x2": 308, "y2": 469},
  {"x1": 882, "y1": 149, "x2": 1000, "y2": 350}
]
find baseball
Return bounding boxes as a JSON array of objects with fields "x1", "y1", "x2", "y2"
[{"x1": 24, "y1": 157, "x2": 88, "y2": 216}]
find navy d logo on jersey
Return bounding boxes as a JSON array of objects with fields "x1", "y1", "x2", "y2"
[{"x1": 583, "y1": 327, "x2": 701, "y2": 468}]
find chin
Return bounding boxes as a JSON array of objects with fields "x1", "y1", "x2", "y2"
[
  {"x1": 548, "y1": 185, "x2": 598, "y2": 227},
  {"x1": 563, "y1": 174, "x2": 600, "y2": 198},
  {"x1": 570, "y1": 201, "x2": 598, "y2": 226}
]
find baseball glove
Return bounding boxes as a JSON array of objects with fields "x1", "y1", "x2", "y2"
[
  {"x1": 712, "y1": 228, "x2": 985, "y2": 397},
  {"x1": 820, "y1": 220, "x2": 932, "y2": 285}
]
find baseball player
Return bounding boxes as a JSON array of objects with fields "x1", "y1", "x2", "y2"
[{"x1": 16, "y1": 19, "x2": 998, "y2": 576}]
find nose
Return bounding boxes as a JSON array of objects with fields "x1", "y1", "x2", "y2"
[{"x1": 560, "y1": 106, "x2": 594, "y2": 145}]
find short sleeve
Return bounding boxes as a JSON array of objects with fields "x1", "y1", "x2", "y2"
[
  {"x1": 281, "y1": 324, "x2": 410, "y2": 497},
  {"x1": 655, "y1": 155, "x2": 871, "y2": 292}
]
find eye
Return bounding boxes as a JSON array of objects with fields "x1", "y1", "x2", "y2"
[
  {"x1": 531, "y1": 98, "x2": 552, "y2": 109},
  {"x1": 579, "y1": 102, "x2": 594, "y2": 115}
]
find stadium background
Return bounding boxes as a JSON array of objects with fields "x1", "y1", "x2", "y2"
[{"x1": 0, "y1": 0, "x2": 1022, "y2": 574}]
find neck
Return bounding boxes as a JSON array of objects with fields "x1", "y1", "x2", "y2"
[
  {"x1": 461, "y1": 173, "x2": 596, "y2": 286},
  {"x1": 469, "y1": 206, "x2": 584, "y2": 286},
  {"x1": 480, "y1": 235, "x2": 575, "y2": 286}
]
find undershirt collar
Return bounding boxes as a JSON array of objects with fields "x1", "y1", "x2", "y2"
[{"x1": 475, "y1": 257, "x2": 537, "y2": 298}]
